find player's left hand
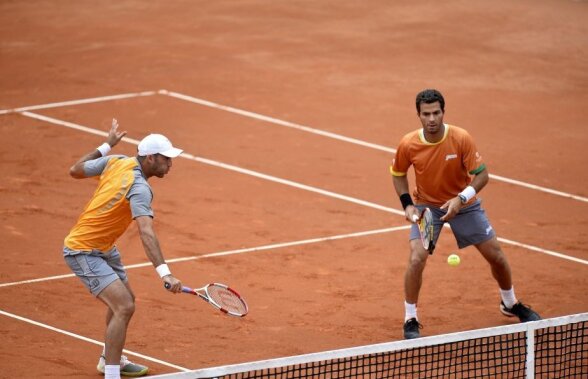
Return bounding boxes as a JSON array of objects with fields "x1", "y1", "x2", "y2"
[
  {"x1": 106, "y1": 118, "x2": 127, "y2": 148},
  {"x1": 440, "y1": 197, "x2": 462, "y2": 221}
]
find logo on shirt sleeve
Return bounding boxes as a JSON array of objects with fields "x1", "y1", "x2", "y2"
[{"x1": 445, "y1": 154, "x2": 458, "y2": 161}]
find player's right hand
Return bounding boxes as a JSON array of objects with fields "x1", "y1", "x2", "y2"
[
  {"x1": 163, "y1": 275, "x2": 182, "y2": 293},
  {"x1": 405, "y1": 205, "x2": 420, "y2": 223}
]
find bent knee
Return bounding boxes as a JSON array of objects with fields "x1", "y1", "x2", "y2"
[
  {"x1": 113, "y1": 301, "x2": 136, "y2": 319},
  {"x1": 408, "y1": 252, "x2": 428, "y2": 269},
  {"x1": 484, "y1": 248, "x2": 509, "y2": 267}
]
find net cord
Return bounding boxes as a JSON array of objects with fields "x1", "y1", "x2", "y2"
[{"x1": 150, "y1": 312, "x2": 587, "y2": 379}]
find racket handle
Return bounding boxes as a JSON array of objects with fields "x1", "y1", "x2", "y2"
[
  {"x1": 164, "y1": 282, "x2": 192, "y2": 293},
  {"x1": 412, "y1": 214, "x2": 419, "y2": 222}
]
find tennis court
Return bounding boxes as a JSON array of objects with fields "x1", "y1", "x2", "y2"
[{"x1": 1, "y1": 1, "x2": 587, "y2": 378}]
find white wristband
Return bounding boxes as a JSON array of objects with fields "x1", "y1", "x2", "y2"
[
  {"x1": 155, "y1": 264, "x2": 171, "y2": 278},
  {"x1": 459, "y1": 185, "x2": 476, "y2": 202},
  {"x1": 97, "y1": 142, "x2": 111, "y2": 156}
]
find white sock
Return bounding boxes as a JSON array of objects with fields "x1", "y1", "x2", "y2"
[
  {"x1": 105, "y1": 365, "x2": 121, "y2": 379},
  {"x1": 404, "y1": 301, "x2": 418, "y2": 321},
  {"x1": 500, "y1": 287, "x2": 518, "y2": 308}
]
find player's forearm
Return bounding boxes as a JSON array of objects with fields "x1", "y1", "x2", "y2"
[
  {"x1": 392, "y1": 175, "x2": 410, "y2": 197},
  {"x1": 69, "y1": 119, "x2": 126, "y2": 179},
  {"x1": 139, "y1": 228, "x2": 167, "y2": 268},
  {"x1": 469, "y1": 168, "x2": 489, "y2": 193},
  {"x1": 69, "y1": 149, "x2": 104, "y2": 178}
]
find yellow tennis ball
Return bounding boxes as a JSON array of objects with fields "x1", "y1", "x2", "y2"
[{"x1": 447, "y1": 254, "x2": 461, "y2": 266}]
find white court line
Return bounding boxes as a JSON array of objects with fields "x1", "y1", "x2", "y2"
[
  {"x1": 497, "y1": 237, "x2": 588, "y2": 265},
  {"x1": 3, "y1": 90, "x2": 586, "y2": 202},
  {"x1": 0, "y1": 226, "x2": 411, "y2": 289},
  {"x1": 0, "y1": 310, "x2": 191, "y2": 372},
  {"x1": 161, "y1": 90, "x2": 588, "y2": 204},
  {"x1": 0, "y1": 90, "x2": 157, "y2": 115},
  {"x1": 3, "y1": 109, "x2": 587, "y2": 377},
  {"x1": 22, "y1": 111, "x2": 404, "y2": 217},
  {"x1": 159, "y1": 90, "x2": 394, "y2": 153},
  {"x1": 0, "y1": 227, "x2": 410, "y2": 372},
  {"x1": 17, "y1": 111, "x2": 588, "y2": 268}
]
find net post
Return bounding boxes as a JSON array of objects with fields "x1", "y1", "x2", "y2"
[{"x1": 525, "y1": 322, "x2": 535, "y2": 379}]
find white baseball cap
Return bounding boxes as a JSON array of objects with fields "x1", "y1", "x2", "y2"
[{"x1": 137, "y1": 134, "x2": 183, "y2": 158}]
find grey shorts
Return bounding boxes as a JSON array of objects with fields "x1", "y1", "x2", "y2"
[
  {"x1": 409, "y1": 200, "x2": 496, "y2": 250},
  {"x1": 63, "y1": 246, "x2": 128, "y2": 296}
]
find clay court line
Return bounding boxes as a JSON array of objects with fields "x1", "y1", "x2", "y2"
[
  {"x1": 3, "y1": 112, "x2": 587, "y2": 376},
  {"x1": 0, "y1": 226, "x2": 411, "y2": 288},
  {"x1": 0, "y1": 309, "x2": 191, "y2": 372},
  {"x1": 0, "y1": 90, "x2": 157, "y2": 115},
  {"x1": 21, "y1": 111, "x2": 404, "y2": 216},
  {"x1": 2, "y1": 91, "x2": 585, "y2": 202},
  {"x1": 16, "y1": 111, "x2": 588, "y2": 268},
  {"x1": 0, "y1": 226, "x2": 409, "y2": 371},
  {"x1": 159, "y1": 90, "x2": 393, "y2": 153},
  {"x1": 161, "y1": 90, "x2": 588, "y2": 204}
]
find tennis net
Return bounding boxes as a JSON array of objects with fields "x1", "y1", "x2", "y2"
[{"x1": 152, "y1": 313, "x2": 587, "y2": 378}]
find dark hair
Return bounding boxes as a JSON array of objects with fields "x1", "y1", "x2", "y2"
[{"x1": 415, "y1": 89, "x2": 445, "y2": 113}]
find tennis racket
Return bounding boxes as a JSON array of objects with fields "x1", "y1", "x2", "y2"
[
  {"x1": 417, "y1": 207, "x2": 435, "y2": 253},
  {"x1": 165, "y1": 282, "x2": 249, "y2": 317}
]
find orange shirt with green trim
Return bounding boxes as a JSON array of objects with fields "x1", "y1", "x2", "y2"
[
  {"x1": 64, "y1": 157, "x2": 144, "y2": 252},
  {"x1": 390, "y1": 124, "x2": 486, "y2": 207}
]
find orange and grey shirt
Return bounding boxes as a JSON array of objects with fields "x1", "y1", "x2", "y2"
[
  {"x1": 390, "y1": 124, "x2": 486, "y2": 207},
  {"x1": 64, "y1": 155, "x2": 153, "y2": 253}
]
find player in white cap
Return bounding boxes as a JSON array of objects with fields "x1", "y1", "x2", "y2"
[{"x1": 63, "y1": 119, "x2": 184, "y2": 378}]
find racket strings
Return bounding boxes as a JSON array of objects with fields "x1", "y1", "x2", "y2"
[
  {"x1": 420, "y1": 209, "x2": 434, "y2": 250},
  {"x1": 206, "y1": 286, "x2": 248, "y2": 315}
]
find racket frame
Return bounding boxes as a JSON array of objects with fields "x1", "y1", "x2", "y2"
[
  {"x1": 418, "y1": 207, "x2": 435, "y2": 254},
  {"x1": 181, "y1": 283, "x2": 249, "y2": 317}
]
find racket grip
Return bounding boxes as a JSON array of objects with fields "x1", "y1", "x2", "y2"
[
  {"x1": 412, "y1": 214, "x2": 419, "y2": 222},
  {"x1": 164, "y1": 282, "x2": 191, "y2": 293}
]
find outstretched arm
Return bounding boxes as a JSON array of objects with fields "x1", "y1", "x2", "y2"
[
  {"x1": 69, "y1": 118, "x2": 127, "y2": 178},
  {"x1": 135, "y1": 215, "x2": 183, "y2": 293}
]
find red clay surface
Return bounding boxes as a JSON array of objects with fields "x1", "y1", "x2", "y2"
[{"x1": 1, "y1": 1, "x2": 587, "y2": 378}]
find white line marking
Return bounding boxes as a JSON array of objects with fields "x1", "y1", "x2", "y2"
[
  {"x1": 17, "y1": 111, "x2": 588, "y2": 267},
  {"x1": 0, "y1": 273, "x2": 77, "y2": 288},
  {"x1": 132, "y1": 225, "x2": 413, "y2": 265},
  {"x1": 490, "y1": 174, "x2": 588, "y2": 202},
  {"x1": 192, "y1": 155, "x2": 405, "y2": 216},
  {"x1": 22, "y1": 111, "x2": 405, "y2": 217},
  {"x1": 497, "y1": 237, "x2": 588, "y2": 265},
  {"x1": 0, "y1": 226, "x2": 410, "y2": 288},
  {"x1": 0, "y1": 91, "x2": 157, "y2": 115},
  {"x1": 4, "y1": 107, "x2": 588, "y2": 377},
  {"x1": 0, "y1": 227, "x2": 409, "y2": 372},
  {"x1": 12, "y1": 112, "x2": 588, "y2": 272},
  {"x1": 160, "y1": 90, "x2": 395, "y2": 153},
  {"x1": 0, "y1": 310, "x2": 191, "y2": 372},
  {"x1": 22, "y1": 111, "x2": 143, "y2": 144},
  {"x1": 161, "y1": 90, "x2": 588, "y2": 204},
  {"x1": 4, "y1": 90, "x2": 586, "y2": 202}
]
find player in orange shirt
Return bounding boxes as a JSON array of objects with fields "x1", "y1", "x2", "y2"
[
  {"x1": 391, "y1": 89, "x2": 540, "y2": 339},
  {"x1": 63, "y1": 119, "x2": 184, "y2": 378}
]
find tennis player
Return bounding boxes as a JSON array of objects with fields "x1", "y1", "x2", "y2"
[
  {"x1": 391, "y1": 89, "x2": 541, "y2": 339},
  {"x1": 63, "y1": 119, "x2": 184, "y2": 378}
]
